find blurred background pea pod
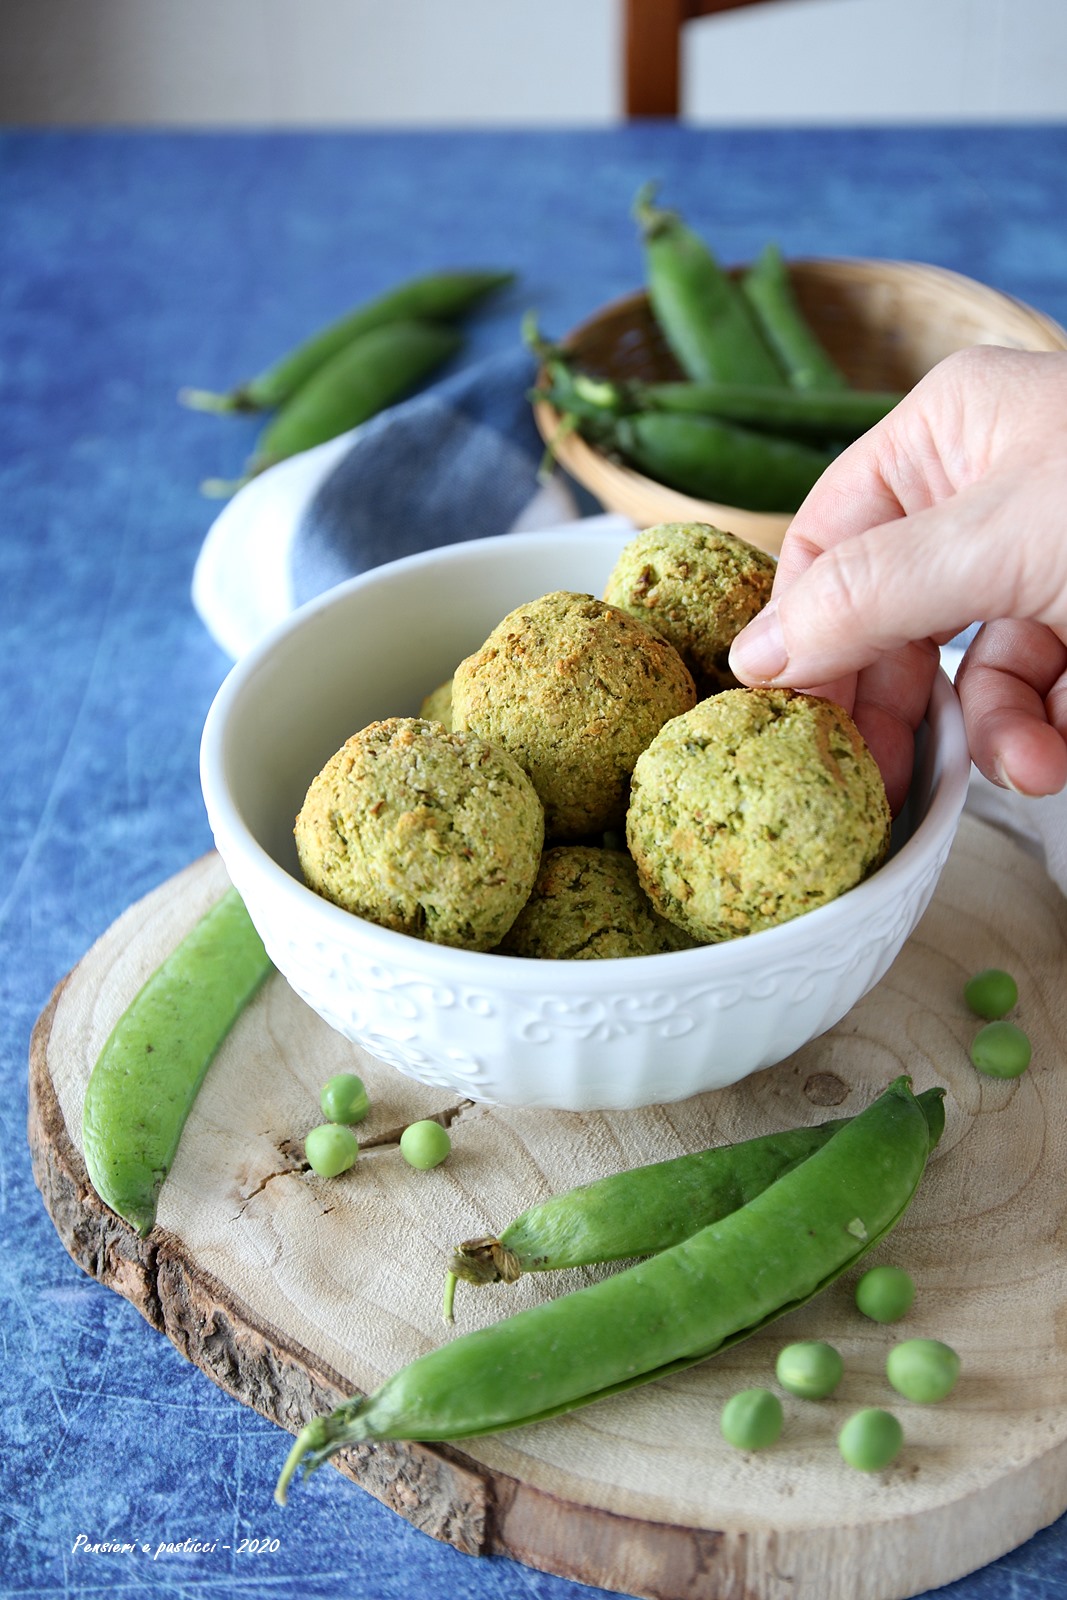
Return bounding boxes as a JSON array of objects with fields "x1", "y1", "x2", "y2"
[
  {"x1": 200, "y1": 319, "x2": 464, "y2": 497},
  {"x1": 186, "y1": 267, "x2": 515, "y2": 496},
  {"x1": 180, "y1": 267, "x2": 514, "y2": 413}
]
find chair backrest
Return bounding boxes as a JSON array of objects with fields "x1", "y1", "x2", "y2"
[{"x1": 625, "y1": 0, "x2": 782, "y2": 117}]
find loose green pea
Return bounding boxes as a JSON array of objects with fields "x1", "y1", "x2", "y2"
[
  {"x1": 775, "y1": 1340, "x2": 844, "y2": 1399},
  {"x1": 720, "y1": 1388, "x2": 783, "y2": 1451},
  {"x1": 964, "y1": 967, "x2": 1018, "y2": 1020},
  {"x1": 837, "y1": 1408, "x2": 904, "y2": 1472},
  {"x1": 320, "y1": 1072, "x2": 370, "y2": 1125},
  {"x1": 970, "y1": 1020, "x2": 1032, "y2": 1079},
  {"x1": 886, "y1": 1339, "x2": 961, "y2": 1403},
  {"x1": 305, "y1": 1123, "x2": 359, "y2": 1178},
  {"x1": 855, "y1": 1264, "x2": 915, "y2": 1324},
  {"x1": 400, "y1": 1120, "x2": 451, "y2": 1170}
]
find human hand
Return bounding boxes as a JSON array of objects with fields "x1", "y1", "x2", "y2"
[{"x1": 727, "y1": 345, "x2": 1067, "y2": 812}]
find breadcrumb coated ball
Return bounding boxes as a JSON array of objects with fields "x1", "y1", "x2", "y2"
[
  {"x1": 603, "y1": 522, "x2": 776, "y2": 695},
  {"x1": 496, "y1": 845, "x2": 700, "y2": 960},
  {"x1": 626, "y1": 688, "x2": 891, "y2": 942},
  {"x1": 451, "y1": 590, "x2": 696, "y2": 840},
  {"x1": 419, "y1": 679, "x2": 454, "y2": 729},
  {"x1": 294, "y1": 717, "x2": 543, "y2": 951}
]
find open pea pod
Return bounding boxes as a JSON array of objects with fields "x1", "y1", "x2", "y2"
[{"x1": 276, "y1": 1077, "x2": 942, "y2": 1503}]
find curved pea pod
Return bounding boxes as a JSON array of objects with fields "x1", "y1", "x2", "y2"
[
  {"x1": 201, "y1": 319, "x2": 462, "y2": 497},
  {"x1": 633, "y1": 184, "x2": 784, "y2": 387},
  {"x1": 741, "y1": 242, "x2": 850, "y2": 392},
  {"x1": 450, "y1": 1123, "x2": 842, "y2": 1289},
  {"x1": 275, "y1": 1077, "x2": 940, "y2": 1503},
  {"x1": 180, "y1": 268, "x2": 513, "y2": 413},
  {"x1": 82, "y1": 888, "x2": 273, "y2": 1238},
  {"x1": 445, "y1": 1087, "x2": 946, "y2": 1317},
  {"x1": 613, "y1": 410, "x2": 837, "y2": 513}
]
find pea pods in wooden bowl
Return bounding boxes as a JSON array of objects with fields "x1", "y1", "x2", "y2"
[
  {"x1": 199, "y1": 524, "x2": 970, "y2": 1111},
  {"x1": 533, "y1": 258, "x2": 1067, "y2": 558}
]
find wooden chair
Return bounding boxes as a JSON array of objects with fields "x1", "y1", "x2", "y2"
[{"x1": 625, "y1": 0, "x2": 784, "y2": 117}]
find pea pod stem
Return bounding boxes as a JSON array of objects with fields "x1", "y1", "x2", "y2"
[
  {"x1": 276, "y1": 1077, "x2": 940, "y2": 1504},
  {"x1": 82, "y1": 888, "x2": 273, "y2": 1238},
  {"x1": 523, "y1": 312, "x2": 622, "y2": 437},
  {"x1": 444, "y1": 1088, "x2": 945, "y2": 1320},
  {"x1": 180, "y1": 268, "x2": 513, "y2": 414}
]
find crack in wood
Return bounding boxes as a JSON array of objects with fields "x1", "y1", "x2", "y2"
[
  {"x1": 230, "y1": 1098, "x2": 480, "y2": 1219},
  {"x1": 355, "y1": 1097, "x2": 477, "y2": 1150}
]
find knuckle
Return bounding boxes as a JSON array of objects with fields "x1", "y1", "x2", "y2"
[{"x1": 811, "y1": 541, "x2": 879, "y2": 635}]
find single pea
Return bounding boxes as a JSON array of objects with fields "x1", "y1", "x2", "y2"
[
  {"x1": 320, "y1": 1072, "x2": 370, "y2": 1125},
  {"x1": 964, "y1": 967, "x2": 1018, "y2": 1020},
  {"x1": 304, "y1": 1122, "x2": 359, "y2": 1178},
  {"x1": 837, "y1": 1408, "x2": 904, "y2": 1472},
  {"x1": 886, "y1": 1338, "x2": 961, "y2": 1404},
  {"x1": 775, "y1": 1340, "x2": 844, "y2": 1400},
  {"x1": 970, "y1": 1020, "x2": 1032, "y2": 1079},
  {"x1": 854, "y1": 1264, "x2": 915, "y2": 1323},
  {"x1": 720, "y1": 1387, "x2": 784, "y2": 1451},
  {"x1": 399, "y1": 1120, "x2": 451, "y2": 1170}
]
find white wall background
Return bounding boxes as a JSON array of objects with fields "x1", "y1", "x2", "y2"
[{"x1": 1, "y1": 0, "x2": 1065, "y2": 125}]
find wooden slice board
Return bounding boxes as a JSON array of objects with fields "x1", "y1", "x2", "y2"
[{"x1": 28, "y1": 813, "x2": 1067, "y2": 1600}]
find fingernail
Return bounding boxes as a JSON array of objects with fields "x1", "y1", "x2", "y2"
[
  {"x1": 991, "y1": 759, "x2": 1020, "y2": 793},
  {"x1": 729, "y1": 601, "x2": 788, "y2": 682},
  {"x1": 992, "y1": 757, "x2": 1037, "y2": 796}
]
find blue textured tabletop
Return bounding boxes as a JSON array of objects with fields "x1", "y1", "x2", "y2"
[{"x1": 5, "y1": 126, "x2": 1067, "y2": 1600}]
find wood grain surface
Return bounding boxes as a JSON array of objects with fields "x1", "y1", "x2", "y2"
[{"x1": 28, "y1": 814, "x2": 1067, "y2": 1600}]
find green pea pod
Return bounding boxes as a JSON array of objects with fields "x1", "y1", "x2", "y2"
[
  {"x1": 741, "y1": 242, "x2": 850, "y2": 392},
  {"x1": 632, "y1": 378, "x2": 904, "y2": 441},
  {"x1": 445, "y1": 1087, "x2": 945, "y2": 1316},
  {"x1": 82, "y1": 888, "x2": 273, "y2": 1238},
  {"x1": 180, "y1": 269, "x2": 513, "y2": 413},
  {"x1": 613, "y1": 410, "x2": 836, "y2": 513},
  {"x1": 276, "y1": 1077, "x2": 939, "y2": 1503},
  {"x1": 201, "y1": 320, "x2": 463, "y2": 497},
  {"x1": 633, "y1": 184, "x2": 784, "y2": 387}
]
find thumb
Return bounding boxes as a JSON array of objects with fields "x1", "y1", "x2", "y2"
[{"x1": 729, "y1": 473, "x2": 1055, "y2": 687}]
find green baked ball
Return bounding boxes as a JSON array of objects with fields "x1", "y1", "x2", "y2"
[
  {"x1": 497, "y1": 845, "x2": 700, "y2": 959},
  {"x1": 419, "y1": 678, "x2": 454, "y2": 730},
  {"x1": 451, "y1": 590, "x2": 696, "y2": 840},
  {"x1": 603, "y1": 522, "x2": 777, "y2": 695},
  {"x1": 294, "y1": 717, "x2": 544, "y2": 951},
  {"x1": 626, "y1": 687, "x2": 891, "y2": 942}
]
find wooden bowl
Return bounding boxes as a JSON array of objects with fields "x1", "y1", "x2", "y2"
[{"x1": 533, "y1": 258, "x2": 1067, "y2": 556}]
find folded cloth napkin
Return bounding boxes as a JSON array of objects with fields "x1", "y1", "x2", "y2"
[
  {"x1": 192, "y1": 347, "x2": 609, "y2": 662},
  {"x1": 192, "y1": 350, "x2": 1067, "y2": 898}
]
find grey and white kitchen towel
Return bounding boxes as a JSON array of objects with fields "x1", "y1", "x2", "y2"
[{"x1": 193, "y1": 347, "x2": 629, "y2": 661}]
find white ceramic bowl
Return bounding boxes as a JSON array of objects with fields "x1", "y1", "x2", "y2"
[{"x1": 200, "y1": 527, "x2": 971, "y2": 1111}]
